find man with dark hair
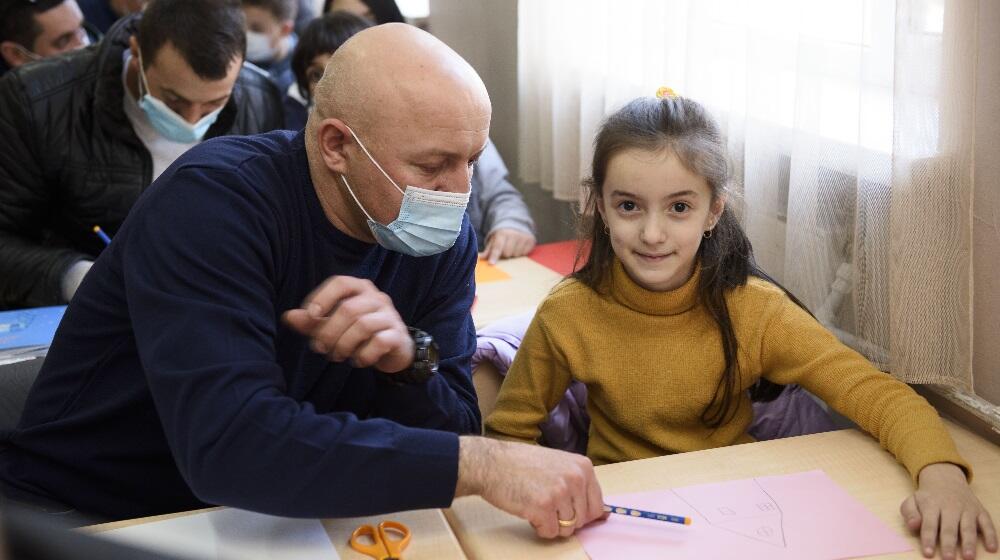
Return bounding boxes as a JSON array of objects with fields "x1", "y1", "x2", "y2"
[
  {"x1": 0, "y1": 0, "x2": 284, "y2": 310},
  {"x1": 0, "y1": 0, "x2": 91, "y2": 76},
  {"x1": 241, "y1": 0, "x2": 297, "y2": 92}
]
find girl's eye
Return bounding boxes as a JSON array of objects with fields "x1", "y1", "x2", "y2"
[
  {"x1": 671, "y1": 202, "x2": 690, "y2": 213},
  {"x1": 619, "y1": 200, "x2": 637, "y2": 212},
  {"x1": 307, "y1": 69, "x2": 324, "y2": 84}
]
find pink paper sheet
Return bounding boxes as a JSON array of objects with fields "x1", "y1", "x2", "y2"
[{"x1": 578, "y1": 470, "x2": 912, "y2": 560}]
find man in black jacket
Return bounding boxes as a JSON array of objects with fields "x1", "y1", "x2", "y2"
[
  {"x1": 0, "y1": 0, "x2": 91, "y2": 77},
  {"x1": 0, "y1": 0, "x2": 284, "y2": 309}
]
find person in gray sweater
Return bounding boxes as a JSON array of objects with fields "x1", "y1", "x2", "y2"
[{"x1": 468, "y1": 139, "x2": 537, "y2": 263}]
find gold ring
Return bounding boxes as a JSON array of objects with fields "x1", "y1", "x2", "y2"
[{"x1": 557, "y1": 516, "x2": 576, "y2": 528}]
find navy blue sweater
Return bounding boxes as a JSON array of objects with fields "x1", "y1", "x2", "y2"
[{"x1": 0, "y1": 131, "x2": 481, "y2": 521}]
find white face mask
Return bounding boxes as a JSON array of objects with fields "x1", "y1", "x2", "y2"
[
  {"x1": 245, "y1": 31, "x2": 277, "y2": 63},
  {"x1": 339, "y1": 125, "x2": 471, "y2": 257}
]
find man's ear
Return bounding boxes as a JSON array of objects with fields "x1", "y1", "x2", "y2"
[
  {"x1": 279, "y1": 20, "x2": 294, "y2": 39},
  {"x1": 316, "y1": 118, "x2": 353, "y2": 175},
  {"x1": 0, "y1": 41, "x2": 29, "y2": 68}
]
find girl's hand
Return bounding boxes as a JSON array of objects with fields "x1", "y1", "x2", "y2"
[{"x1": 901, "y1": 462, "x2": 998, "y2": 559}]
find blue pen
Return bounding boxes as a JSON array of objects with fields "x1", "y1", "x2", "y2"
[
  {"x1": 604, "y1": 504, "x2": 692, "y2": 525},
  {"x1": 92, "y1": 225, "x2": 112, "y2": 246}
]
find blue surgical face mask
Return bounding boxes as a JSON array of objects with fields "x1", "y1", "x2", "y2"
[
  {"x1": 339, "y1": 125, "x2": 471, "y2": 257},
  {"x1": 136, "y1": 50, "x2": 224, "y2": 143}
]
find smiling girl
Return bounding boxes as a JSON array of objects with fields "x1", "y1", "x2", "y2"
[{"x1": 485, "y1": 94, "x2": 997, "y2": 559}]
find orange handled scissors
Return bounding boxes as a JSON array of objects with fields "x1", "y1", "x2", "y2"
[{"x1": 349, "y1": 520, "x2": 411, "y2": 560}]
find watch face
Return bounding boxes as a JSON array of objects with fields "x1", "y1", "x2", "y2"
[{"x1": 427, "y1": 340, "x2": 439, "y2": 369}]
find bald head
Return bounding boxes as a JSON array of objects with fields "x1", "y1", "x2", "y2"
[
  {"x1": 304, "y1": 23, "x2": 491, "y2": 243},
  {"x1": 312, "y1": 23, "x2": 490, "y2": 134}
]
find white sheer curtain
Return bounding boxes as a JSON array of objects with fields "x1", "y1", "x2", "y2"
[{"x1": 518, "y1": 0, "x2": 978, "y2": 388}]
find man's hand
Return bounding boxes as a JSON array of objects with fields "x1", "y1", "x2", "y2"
[
  {"x1": 901, "y1": 462, "x2": 997, "y2": 559},
  {"x1": 283, "y1": 276, "x2": 414, "y2": 373},
  {"x1": 456, "y1": 436, "x2": 606, "y2": 539},
  {"x1": 481, "y1": 229, "x2": 536, "y2": 264}
]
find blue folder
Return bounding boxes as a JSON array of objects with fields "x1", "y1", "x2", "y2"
[{"x1": 0, "y1": 306, "x2": 67, "y2": 351}]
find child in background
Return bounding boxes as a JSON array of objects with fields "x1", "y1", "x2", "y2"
[
  {"x1": 284, "y1": 11, "x2": 372, "y2": 130},
  {"x1": 241, "y1": 0, "x2": 298, "y2": 92},
  {"x1": 485, "y1": 93, "x2": 997, "y2": 559},
  {"x1": 469, "y1": 140, "x2": 537, "y2": 263}
]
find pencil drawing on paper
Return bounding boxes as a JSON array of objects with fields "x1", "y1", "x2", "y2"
[{"x1": 673, "y1": 478, "x2": 787, "y2": 547}]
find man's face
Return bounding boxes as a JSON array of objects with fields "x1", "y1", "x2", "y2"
[
  {"x1": 342, "y1": 100, "x2": 491, "y2": 227},
  {"x1": 137, "y1": 40, "x2": 242, "y2": 124},
  {"x1": 1, "y1": 0, "x2": 89, "y2": 68},
  {"x1": 31, "y1": 0, "x2": 88, "y2": 57}
]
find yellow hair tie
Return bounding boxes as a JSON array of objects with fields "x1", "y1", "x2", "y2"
[{"x1": 656, "y1": 86, "x2": 678, "y2": 99}]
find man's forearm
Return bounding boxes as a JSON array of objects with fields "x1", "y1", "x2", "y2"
[{"x1": 456, "y1": 435, "x2": 493, "y2": 497}]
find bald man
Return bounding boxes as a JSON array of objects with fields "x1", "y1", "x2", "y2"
[{"x1": 0, "y1": 23, "x2": 604, "y2": 538}]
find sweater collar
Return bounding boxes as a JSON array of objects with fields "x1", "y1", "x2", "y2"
[{"x1": 609, "y1": 258, "x2": 701, "y2": 316}]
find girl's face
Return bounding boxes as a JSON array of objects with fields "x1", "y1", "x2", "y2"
[{"x1": 599, "y1": 148, "x2": 724, "y2": 292}]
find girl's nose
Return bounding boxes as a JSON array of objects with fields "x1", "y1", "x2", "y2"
[{"x1": 639, "y1": 215, "x2": 667, "y2": 245}]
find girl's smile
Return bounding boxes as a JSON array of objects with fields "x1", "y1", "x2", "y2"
[{"x1": 635, "y1": 250, "x2": 673, "y2": 260}]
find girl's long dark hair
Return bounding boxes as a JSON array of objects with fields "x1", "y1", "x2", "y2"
[{"x1": 573, "y1": 96, "x2": 810, "y2": 429}]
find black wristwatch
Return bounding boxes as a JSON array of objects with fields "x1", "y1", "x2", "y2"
[{"x1": 390, "y1": 327, "x2": 439, "y2": 384}]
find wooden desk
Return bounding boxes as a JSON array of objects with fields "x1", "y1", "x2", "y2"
[
  {"x1": 85, "y1": 507, "x2": 467, "y2": 559},
  {"x1": 472, "y1": 256, "x2": 564, "y2": 329},
  {"x1": 444, "y1": 420, "x2": 1000, "y2": 559}
]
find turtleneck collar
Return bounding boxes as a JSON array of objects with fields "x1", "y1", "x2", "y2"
[{"x1": 608, "y1": 258, "x2": 702, "y2": 316}]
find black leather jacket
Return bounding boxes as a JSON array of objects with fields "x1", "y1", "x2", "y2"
[{"x1": 0, "y1": 16, "x2": 284, "y2": 309}]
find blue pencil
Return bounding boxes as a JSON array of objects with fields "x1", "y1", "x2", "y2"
[
  {"x1": 92, "y1": 225, "x2": 112, "y2": 246},
  {"x1": 604, "y1": 504, "x2": 692, "y2": 525}
]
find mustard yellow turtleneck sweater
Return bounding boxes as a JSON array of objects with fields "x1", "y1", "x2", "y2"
[{"x1": 485, "y1": 259, "x2": 969, "y2": 481}]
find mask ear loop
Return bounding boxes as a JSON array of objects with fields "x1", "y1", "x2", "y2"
[
  {"x1": 136, "y1": 49, "x2": 151, "y2": 98},
  {"x1": 342, "y1": 124, "x2": 406, "y2": 196},
  {"x1": 338, "y1": 175, "x2": 377, "y2": 223},
  {"x1": 13, "y1": 44, "x2": 42, "y2": 61}
]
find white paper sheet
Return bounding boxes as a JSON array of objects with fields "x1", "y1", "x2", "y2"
[{"x1": 97, "y1": 508, "x2": 341, "y2": 560}]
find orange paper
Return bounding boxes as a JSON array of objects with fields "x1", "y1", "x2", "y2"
[{"x1": 475, "y1": 259, "x2": 512, "y2": 284}]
